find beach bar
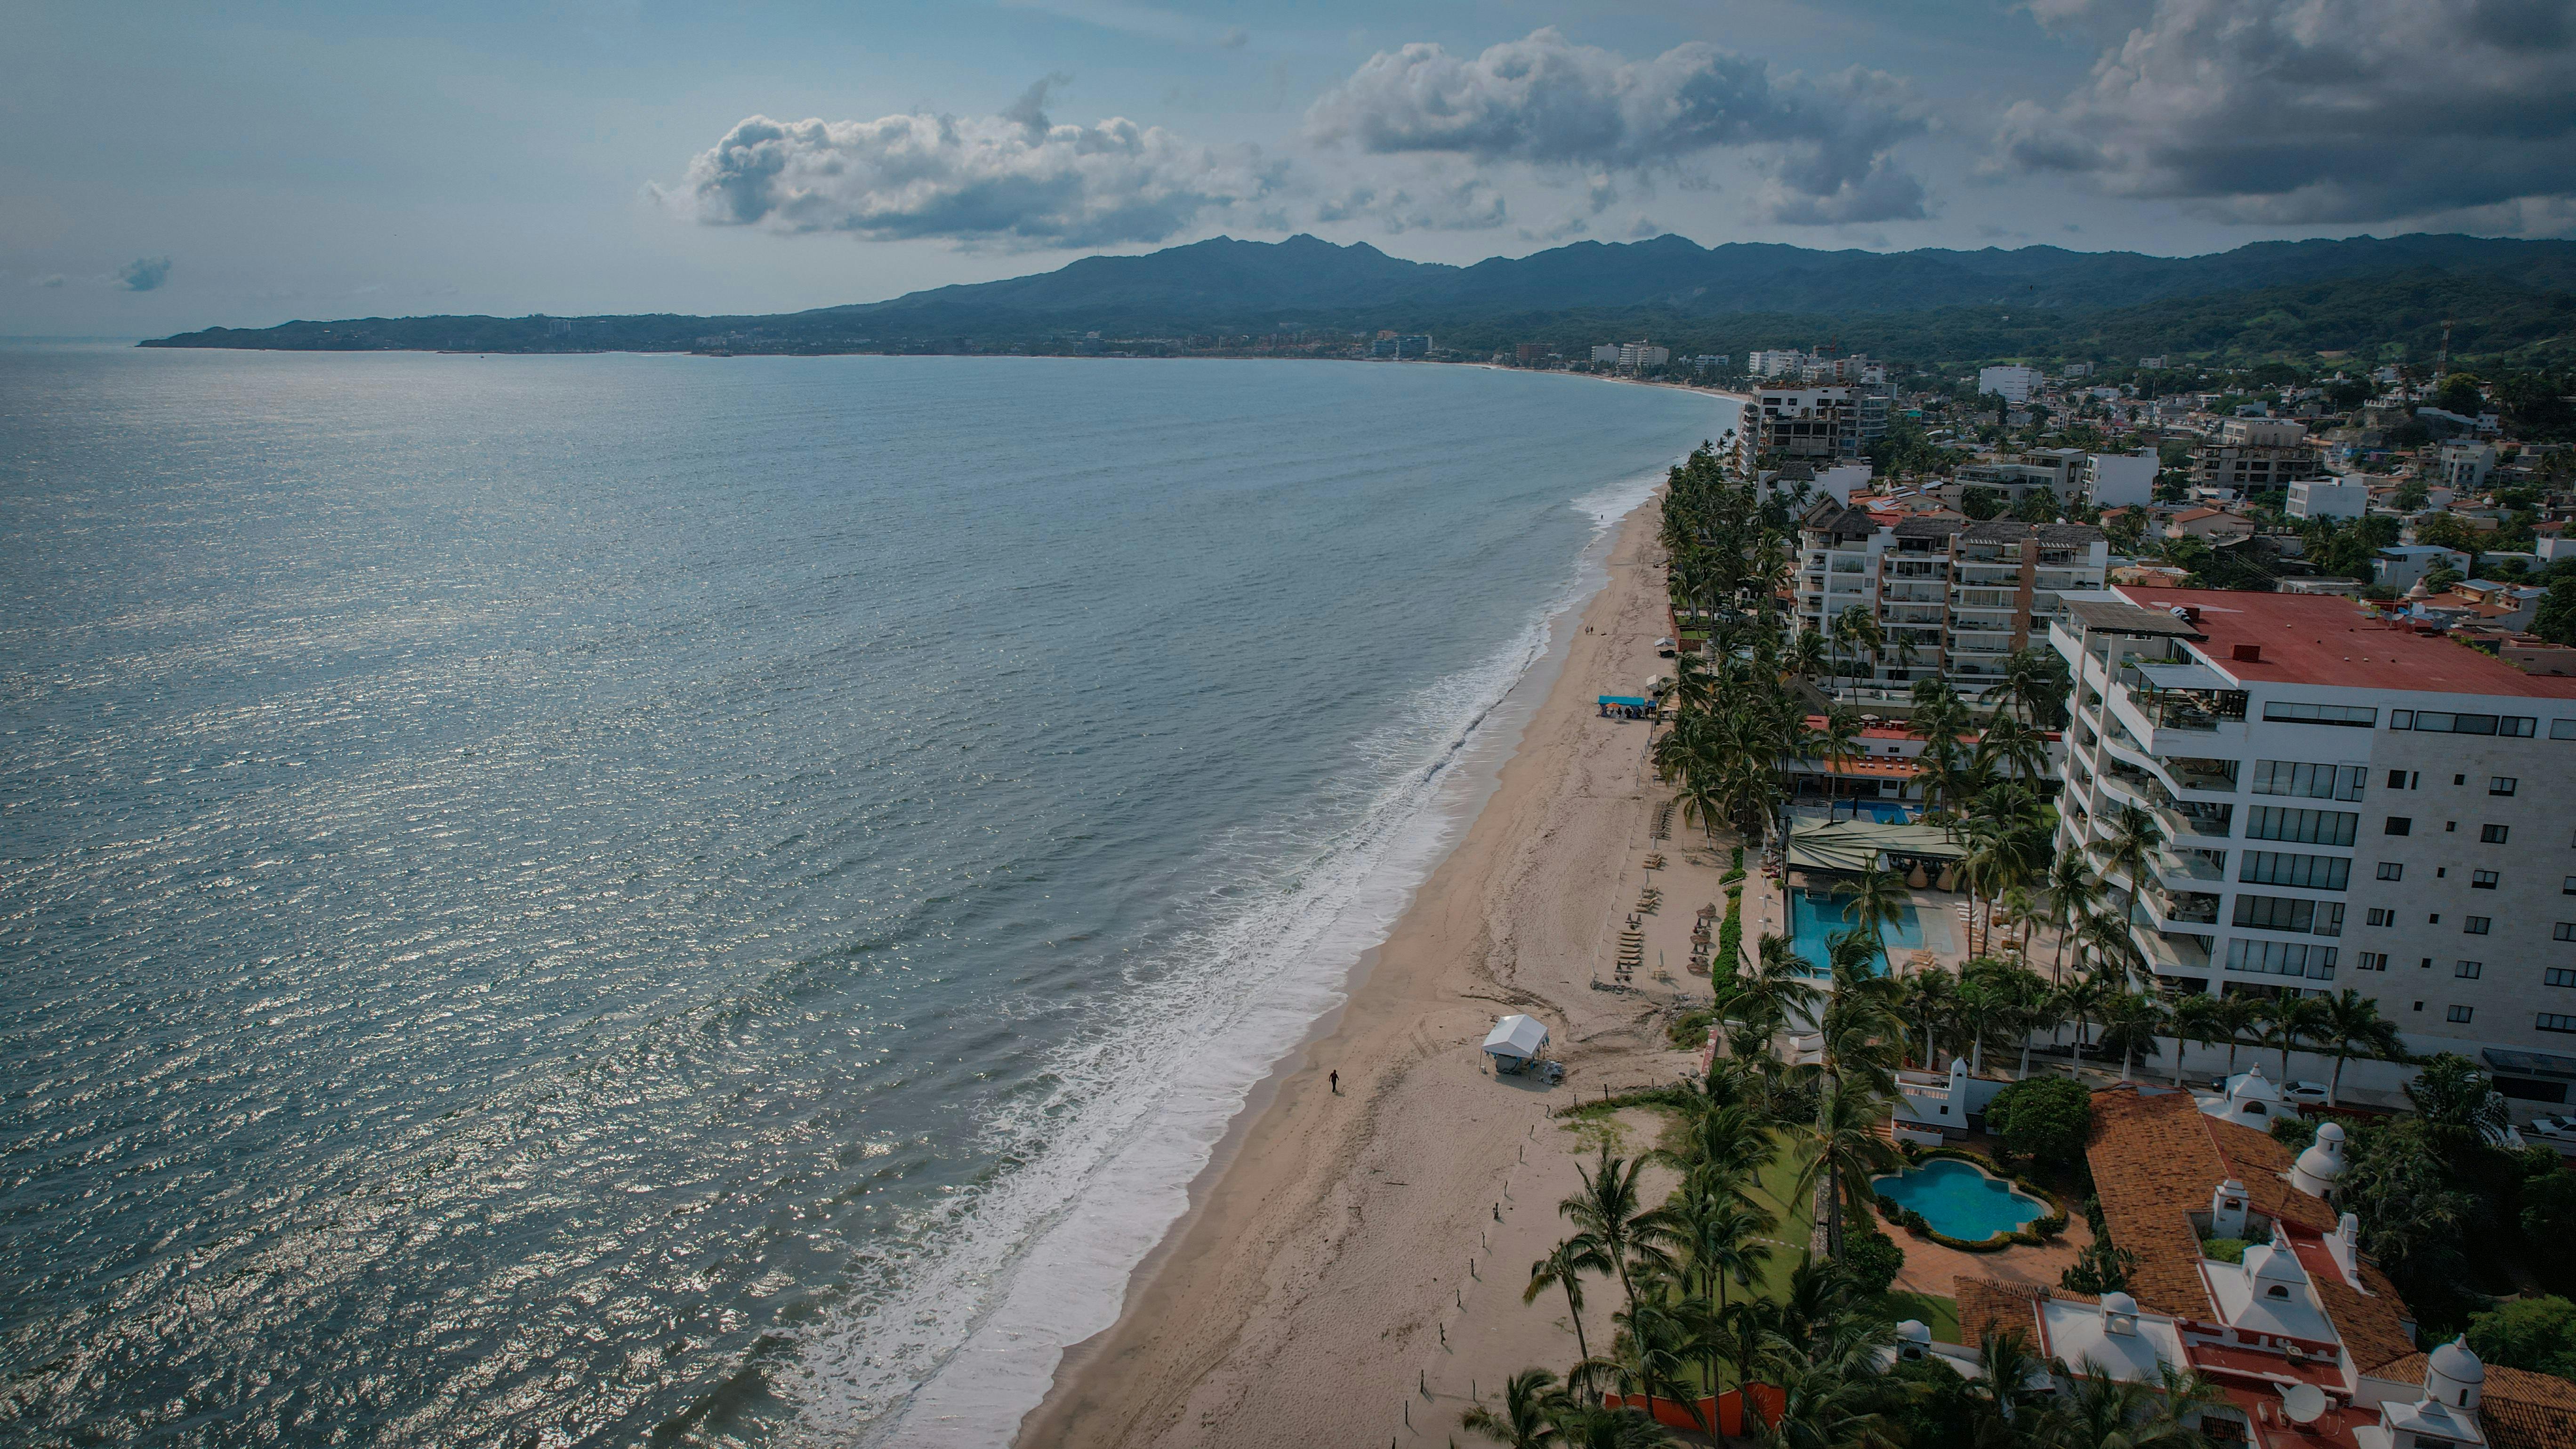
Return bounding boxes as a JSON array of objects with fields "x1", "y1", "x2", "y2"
[
  {"x1": 1596, "y1": 694, "x2": 1655, "y2": 719},
  {"x1": 1481, "y1": 1014, "x2": 1549, "y2": 1071}
]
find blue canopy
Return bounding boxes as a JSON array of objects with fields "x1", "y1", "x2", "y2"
[{"x1": 1599, "y1": 695, "x2": 1652, "y2": 708}]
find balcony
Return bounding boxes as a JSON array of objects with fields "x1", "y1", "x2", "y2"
[
  {"x1": 2163, "y1": 757, "x2": 2239, "y2": 794},
  {"x1": 2150, "y1": 847, "x2": 2228, "y2": 886},
  {"x1": 2151, "y1": 801, "x2": 2235, "y2": 839},
  {"x1": 2136, "y1": 928, "x2": 2216, "y2": 977}
]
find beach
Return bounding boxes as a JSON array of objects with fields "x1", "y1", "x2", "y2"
[{"x1": 1018, "y1": 489, "x2": 1705, "y2": 1448}]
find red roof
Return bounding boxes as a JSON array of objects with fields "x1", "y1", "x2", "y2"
[{"x1": 2115, "y1": 587, "x2": 2576, "y2": 699}]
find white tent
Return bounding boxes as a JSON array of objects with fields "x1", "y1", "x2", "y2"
[{"x1": 1482, "y1": 1014, "x2": 1549, "y2": 1063}]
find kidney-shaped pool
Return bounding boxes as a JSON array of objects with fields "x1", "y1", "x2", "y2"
[{"x1": 1871, "y1": 1158, "x2": 2045, "y2": 1240}]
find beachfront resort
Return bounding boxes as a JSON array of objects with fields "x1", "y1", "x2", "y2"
[{"x1": 1447, "y1": 435, "x2": 2576, "y2": 1449}]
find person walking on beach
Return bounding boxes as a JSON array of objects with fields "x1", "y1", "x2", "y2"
[{"x1": 1329, "y1": 1070, "x2": 1339, "y2": 1095}]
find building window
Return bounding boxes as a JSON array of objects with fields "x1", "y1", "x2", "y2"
[
  {"x1": 2566, "y1": 876, "x2": 2576, "y2": 895},
  {"x1": 2399, "y1": 711, "x2": 2536, "y2": 737},
  {"x1": 2492, "y1": 777, "x2": 2519, "y2": 796},
  {"x1": 2367, "y1": 908, "x2": 2395, "y2": 926},
  {"x1": 2378, "y1": 862, "x2": 2404, "y2": 881},
  {"x1": 2239, "y1": 852, "x2": 2351, "y2": 891},
  {"x1": 2543, "y1": 1014, "x2": 2576, "y2": 1033},
  {"x1": 2387, "y1": 817, "x2": 2413, "y2": 836},
  {"x1": 2357, "y1": 952, "x2": 2389, "y2": 971},
  {"x1": 2387, "y1": 769, "x2": 2412, "y2": 789},
  {"x1": 2264, "y1": 701, "x2": 2378, "y2": 727},
  {"x1": 2558, "y1": 923, "x2": 2576, "y2": 942},
  {"x1": 2466, "y1": 916, "x2": 2492, "y2": 935},
  {"x1": 2553, "y1": 719, "x2": 2576, "y2": 741},
  {"x1": 2483, "y1": 824, "x2": 2510, "y2": 844},
  {"x1": 2246, "y1": 806, "x2": 2359, "y2": 846},
  {"x1": 2457, "y1": 960, "x2": 2484, "y2": 979},
  {"x1": 2252, "y1": 762, "x2": 2367, "y2": 801},
  {"x1": 2549, "y1": 968, "x2": 2576, "y2": 988},
  {"x1": 2474, "y1": 870, "x2": 2500, "y2": 889},
  {"x1": 2449, "y1": 1005, "x2": 2475, "y2": 1024}
]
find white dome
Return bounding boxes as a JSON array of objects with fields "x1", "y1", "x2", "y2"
[
  {"x1": 2295, "y1": 1139, "x2": 2346, "y2": 1183},
  {"x1": 1897, "y1": 1319, "x2": 1932, "y2": 1344},
  {"x1": 2101, "y1": 1291, "x2": 2139, "y2": 1316},
  {"x1": 2429, "y1": 1336, "x2": 2486, "y2": 1385}
]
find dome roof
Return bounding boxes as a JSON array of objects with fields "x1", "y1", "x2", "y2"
[
  {"x1": 1897, "y1": 1319, "x2": 1932, "y2": 1344},
  {"x1": 2429, "y1": 1336, "x2": 2486, "y2": 1384},
  {"x1": 2296, "y1": 1138, "x2": 2346, "y2": 1183},
  {"x1": 2101, "y1": 1291, "x2": 2139, "y2": 1315}
]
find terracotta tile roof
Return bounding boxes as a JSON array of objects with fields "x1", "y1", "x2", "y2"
[
  {"x1": 2084, "y1": 1085, "x2": 2420, "y2": 1370},
  {"x1": 1954, "y1": 1276, "x2": 2076, "y2": 1349},
  {"x1": 2084, "y1": 1086, "x2": 2223, "y2": 1320},
  {"x1": 2376, "y1": 1357, "x2": 2576, "y2": 1449}
]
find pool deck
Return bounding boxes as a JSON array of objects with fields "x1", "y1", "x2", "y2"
[{"x1": 1876, "y1": 1135, "x2": 2090, "y2": 1302}]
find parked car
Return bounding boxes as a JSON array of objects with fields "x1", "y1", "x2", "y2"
[
  {"x1": 2282, "y1": 1080, "x2": 2330, "y2": 1105},
  {"x1": 1655, "y1": 637, "x2": 1677, "y2": 657}
]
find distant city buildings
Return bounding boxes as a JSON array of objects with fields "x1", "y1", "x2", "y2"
[{"x1": 1370, "y1": 334, "x2": 1431, "y2": 358}]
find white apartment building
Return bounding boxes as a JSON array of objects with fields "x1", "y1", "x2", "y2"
[
  {"x1": 2288, "y1": 475, "x2": 2372, "y2": 521},
  {"x1": 1590, "y1": 344, "x2": 1622, "y2": 364},
  {"x1": 1749, "y1": 349, "x2": 1809, "y2": 378},
  {"x1": 2053, "y1": 587, "x2": 2576, "y2": 1100},
  {"x1": 1978, "y1": 365, "x2": 2039, "y2": 403},
  {"x1": 2197, "y1": 419, "x2": 2324, "y2": 491},
  {"x1": 2083, "y1": 451, "x2": 2160, "y2": 508},
  {"x1": 1618, "y1": 341, "x2": 1671, "y2": 370},
  {"x1": 1756, "y1": 385, "x2": 1889, "y2": 462},
  {"x1": 1795, "y1": 506, "x2": 2109, "y2": 705},
  {"x1": 2439, "y1": 441, "x2": 2497, "y2": 491}
]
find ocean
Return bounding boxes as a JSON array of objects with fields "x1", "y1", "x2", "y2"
[{"x1": 0, "y1": 348, "x2": 1732, "y2": 1447}]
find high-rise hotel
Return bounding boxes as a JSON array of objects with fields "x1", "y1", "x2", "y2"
[{"x1": 2051, "y1": 587, "x2": 2576, "y2": 1102}]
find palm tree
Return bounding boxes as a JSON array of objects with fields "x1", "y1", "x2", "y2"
[
  {"x1": 1526, "y1": 1236, "x2": 1615, "y2": 1371},
  {"x1": 2167, "y1": 991, "x2": 2224, "y2": 1087},
  {"x1": 1900, "y1": 968, "x2": 1958, "y2": 1070},
  {"x1": 1546, "y1": 1401, "x2": 1674, "y2": 1449},
  {"x1": 2102, "y1": 804, "x2": 2165, "y2": 914},
  {"x1": 1833, "y1": 867, "x2": 1911, "y2": 965},
  {"x1": 2258, "y1": 993, "x2": 2332, "y2": 1083},
  {"x1": 2046, "y1": 1360, "x2": 2222, "y2": 1449},
  {"x1": 2049, "y1": 971, "x2": 2112, "y2": 1062},
  {"x1": 1784, "y1": 627, "x2": 1829, "y2": 687},
  {"x1": 2045, "y1": 852, "x2": 2101, "y2": 981},
  {"x1": 2212, "y1": 992, "x2": 2257, "y2": 1080},
  {"x1": 2312, "y1": 989, "x2": 2409, "y2": 1106},
  {"x1": 2096, "y1": 988, "x2": 2167, "y2": 1083},
  {"x1": 1756, "y1": 1352, "x2": 1900, "y2": 1449},
  {"x1": 1817, "y1": 705, "x2": 1863, "y2": 821},
  {"x1": 1798, "y1": 1082, "x2": 1903, "y2": 1259},
  {"x1": 1561, "y1": 1144, "x2": 1673, "y2": 1323},
  {"x1": 1461, "y1": 1368, "x2": 1570, "y2": 1449}
]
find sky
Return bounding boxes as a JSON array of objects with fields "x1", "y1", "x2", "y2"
[{"x1": 6, "y1": 0, "x2": 2574, "y2": 336}]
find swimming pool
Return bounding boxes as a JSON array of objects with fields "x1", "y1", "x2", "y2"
[
  {"x1": 1787, "y1": 888, "x2": 1923, "y2": 974},
  {"x1": 1871, "y1": 1159, "x2": 2045, "y2": 1241}
]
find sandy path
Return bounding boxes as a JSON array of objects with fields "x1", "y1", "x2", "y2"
[{"x1": 1015, "y1": 497, "x2": 1711, "y2": 1449}]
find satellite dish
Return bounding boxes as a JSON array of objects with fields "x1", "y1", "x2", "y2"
[{"x1": 2280, "y1": 1384, "x2": 2329, "y2": 1425}]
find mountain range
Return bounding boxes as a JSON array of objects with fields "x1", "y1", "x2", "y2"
[{"x1": 144, "y1": 232, "x2": 2576, "y2": 367}]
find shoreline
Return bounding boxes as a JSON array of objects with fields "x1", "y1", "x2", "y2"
[{"x1": 1013, "y1": 478, "x2": 1707, "y2": 1448}]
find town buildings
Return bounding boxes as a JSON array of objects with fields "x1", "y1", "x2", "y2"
[
  {"x1": 2051, "y1": 587, "x2": 2576, "y2": 1097},
  {"x1": 1757, "y1": 385, "x2": 1890, "y2": 462},
  {"x1": 1957, "y1": 1083, "x2": 2576, "y2": 1449}
]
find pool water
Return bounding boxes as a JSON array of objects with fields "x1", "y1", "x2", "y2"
[
  {"x1": 1787, "y1": 888, "x2": 1923, "y2": 974},
  {"x1": 1871, "y1": 1159, "x2": 2045, "y2": 1240}
]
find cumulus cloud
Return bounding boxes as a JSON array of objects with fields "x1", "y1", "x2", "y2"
[
  {"x1": 1305, "y1": 28, "x2": 1929, "y2": 223},
  {"x1": 118, "y1": 257, "x2": 171, "y2": 291},
  {"x1": 1990, "y1": 0, "x2": 2576, "y2": 223},
  {"x1": 662, "y1": 101, "x2": 1281, "y2": 249}
]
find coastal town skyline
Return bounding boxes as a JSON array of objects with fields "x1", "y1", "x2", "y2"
[{"x1": 9, "y1": 0, "x2": 2576, "y2": 335}]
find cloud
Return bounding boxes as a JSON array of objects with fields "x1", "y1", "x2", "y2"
[
  {"x1": 1989, "y1": 0, "x2": 2576, "y2": 224},
  {"x1": 1315, "y1": 176, "x2": 1508, "y2": 233},
  {"x1": 118, "y1": 257, "x2": 171, "y2": 291},
  {"x1": 1217, "y1": 26, "x2": 1248, "y2": 50},
  {"x1": 34, "y1": 274, "x2": 66, "y2": 289},
  {"x1": 1305, "y1": 28, "x2": 1929, "y2": 223},
  {"x1": 662, "y1": 105, "x2": 1281, "y2": 249}
]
